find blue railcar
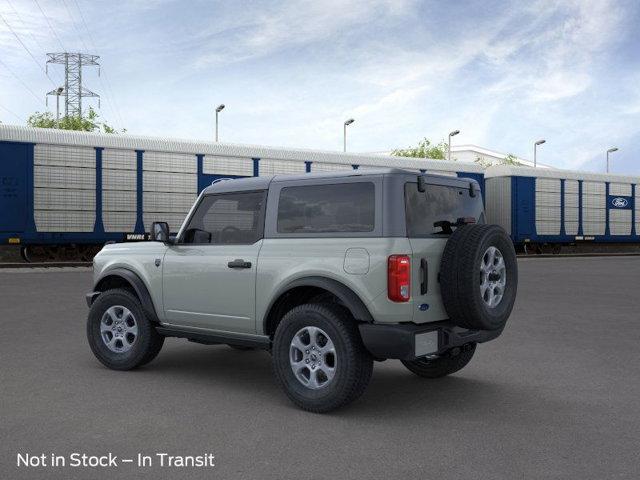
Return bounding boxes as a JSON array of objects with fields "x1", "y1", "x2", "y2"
[
  {"x1": 485, "y1": 165, "x2": 640, "y2": 253},
  {"x1": 0, "y1": 125, "x2": 485, "y2": 260}
]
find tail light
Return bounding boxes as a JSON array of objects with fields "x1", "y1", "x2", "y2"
[{"x1": 388, "y1": 255, "x2": 410, "y2": 302}]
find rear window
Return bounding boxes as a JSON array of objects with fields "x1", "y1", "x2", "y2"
[
  {"x1": 277, "y1": 182, "x2": 375, "y2": 233},
  {"x1": 405, "y1": 182, "x2": 483, "y2": 236}
]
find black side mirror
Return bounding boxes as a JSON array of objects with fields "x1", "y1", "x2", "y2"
[{"x1": 151, "y1": 222, "x2": 170, "y2": 242}]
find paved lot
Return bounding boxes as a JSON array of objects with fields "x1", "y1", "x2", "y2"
[{"x1": 1, "y1": 257, "x2": 639, "y2": 479}]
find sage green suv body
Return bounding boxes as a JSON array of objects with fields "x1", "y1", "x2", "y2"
[{"x1": 86, "y1": 169, "x2": 517, "y2": 412}]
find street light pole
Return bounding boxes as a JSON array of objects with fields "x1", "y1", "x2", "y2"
[
  {"x1": 448, "y1": 130, "x2": 460, "y2": 161},
  {"x1": 55, "y1": 87, "x2": 63, "y2": 127},
  {"x1": 343, "y1": 118, "x2": 355, "y2": 152},
  {"x1": 534, "y1": 139, "x2": 546, "y2": 167},
  {"x1": 215, "y1": 104, "x2": 225, "y2": 142},
  {"x1": 606, "y1": 147, "x2": 618, "y2": 173}
]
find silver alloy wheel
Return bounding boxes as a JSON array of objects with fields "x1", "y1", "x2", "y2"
[
  {"x1": 289, "y1": 326, "x2": 337, "y2": 389},
  {"x1": 480, "y1": 246, "x2": 506, "y2": 308},
  {"x1": 100, "y1": 305, "x2": 138, "y2": 353}
]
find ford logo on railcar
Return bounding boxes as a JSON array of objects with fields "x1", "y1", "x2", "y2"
[{"x1": 611, "y1": 197, "x2": 629, "y2": 208}]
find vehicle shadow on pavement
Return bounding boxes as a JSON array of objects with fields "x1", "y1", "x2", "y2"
[
  {"x1": 355, "y1": 369, "x2": 508, "y2": 415},
  {"x1": 117, "y1": 342, "x2": 281, "y2": 391},
  {"x1": 112, "y1": 342, "x2": 564, "y2": 422}
]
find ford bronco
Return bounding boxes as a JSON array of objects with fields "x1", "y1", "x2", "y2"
[{"x1": 86, "y1": 169, "x2": 517, "y2": 412}]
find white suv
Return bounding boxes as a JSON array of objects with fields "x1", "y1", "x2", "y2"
[{"x1": 86, "y1": 169, "x2": 517, "y2": 412}]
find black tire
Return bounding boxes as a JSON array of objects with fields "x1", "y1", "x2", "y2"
[
  {"x1": 272, "y1": 303, "x2": 373, "y2": 413},
  {"x1": 87, "y1": 288, "x2": 164, "y2": 370},
  {"x1": 401, "y1": 344, "x2": 476, "y2": 378},
  {"x1": 440, "y1": 224, "x2": 517, "y2": 331}
]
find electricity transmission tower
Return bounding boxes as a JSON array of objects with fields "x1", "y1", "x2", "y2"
[{"x1": 46, "y1": 53, "x2": 100, "y2": 118}]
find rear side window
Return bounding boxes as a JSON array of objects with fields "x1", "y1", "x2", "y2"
[
  {"x1": 182, "y1": 191, "x2": 266, "y2": 244},
  {"x1": 277, "y1": 182, "x2": 375, "y2": 233},
  {"x1": 405, "y1": 182, "x2": 484, "y2": 236}
]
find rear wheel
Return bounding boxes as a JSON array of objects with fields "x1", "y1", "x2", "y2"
[
  {"x1": 272, "y1": 303, "x2": 373, "y2": 413},
  {"x1": 87, "y1": 288, "x2": 164, "y2": 370},
  {"x1": 401, "y1": 344, "x2": 476, "y2": 378}
]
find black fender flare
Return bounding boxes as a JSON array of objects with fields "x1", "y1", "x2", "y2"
[
  {"x1": 263, "y1": 276, "x2": 374, "y2": 334},
  {"x1": 94, "y1": 268, "x2": 159, "y2": 322}
]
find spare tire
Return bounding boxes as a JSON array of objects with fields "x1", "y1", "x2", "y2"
[{"x1": 440, "y1": 224, "x2": 517, "y2": 331}]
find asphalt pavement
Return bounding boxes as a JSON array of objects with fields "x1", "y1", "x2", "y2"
[{"x1": 1, "y1": 257, "x2": 639, "y2": 479}]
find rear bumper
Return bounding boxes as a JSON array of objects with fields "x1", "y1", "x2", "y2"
[{"x1": 358, "y1": 321, "x2": 503, "y2": 361}]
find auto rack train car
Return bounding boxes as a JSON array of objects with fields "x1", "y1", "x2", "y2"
[
  {"x1": 485, "y1": 165, "x2": 640, "y2": 253},
  {"x1": 0, "y1": 124, "x2": 485, "y2": 261}
]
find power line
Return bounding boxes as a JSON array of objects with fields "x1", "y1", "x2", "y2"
[
  {"x1": 69, "y1": 0, "x2": 125, "y2": 128},
  {"x1": 0, "y1": 57, "x2": 46, "y2": 105},
  {"x1": 60, "y1": 0, "x2": 90, "y2": 52},
  {"x1": 0, "y1": 12, "x2": 57, "y2": 88},
  {"x1": 71, "y1": 0, "x2": 97, "y2": 48},
  {"x1": 5, "y1": 0, "x2": 65, "y2": 85},
  {"x1": 6, "y1": 0, "x2": 47, "y2": 54},
  {"x1": 0, "y1": 102, "x2": 24, "y2": 122},
  {"x1": 33, "y1": 0, "x2": 66, "y2": 52}
]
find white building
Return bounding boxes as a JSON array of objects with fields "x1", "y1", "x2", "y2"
[
  {"x1": 369, "y1": 145, "x2": 553, "y2": 169},
  {"x1": 450, "y1": 145, "x2": 552, "y2": 169}
]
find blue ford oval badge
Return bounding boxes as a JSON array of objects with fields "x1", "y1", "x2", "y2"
[{"x1": 611, "y1": 197, "x2": 629, "y2": 208}]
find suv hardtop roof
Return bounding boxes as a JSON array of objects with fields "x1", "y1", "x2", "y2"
[{"x1": 201, "y1": 168, "x2": 477, "y2": 195}]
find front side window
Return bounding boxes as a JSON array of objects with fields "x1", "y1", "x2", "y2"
[
  {"x1": 405, "y1": 182, "x2": 484, "y2": 236},
  {"x1": 277, "y1": 182, "x2": 375, "y2": 234},
  {"x1": 182, "y1": 191, "x2": 266, "y2": 244}
]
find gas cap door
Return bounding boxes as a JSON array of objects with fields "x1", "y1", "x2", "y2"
[{"x1": 343, "y1": 248, "x2": 370, "y2": 275}]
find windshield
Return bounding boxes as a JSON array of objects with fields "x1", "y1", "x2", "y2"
[{"x1": 404, "y1": 182, "x2": 484, "y2": 237}]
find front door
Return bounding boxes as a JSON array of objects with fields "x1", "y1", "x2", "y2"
[{"x1": 162, "y1": 190, "x2": 267, "y2": 334}]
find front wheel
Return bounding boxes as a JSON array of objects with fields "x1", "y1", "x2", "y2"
[
  {"x1": 272, "y1": 304, "x2": 373, "y2": 413},
  {"x1": 401, "y1": 344, "x2": 476, "y2": 378},
  {"x1": 87, "y1": 288, "x2": 164, "y2": 370}
]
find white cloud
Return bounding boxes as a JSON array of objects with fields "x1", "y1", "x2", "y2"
[
  {"x1": 1, "y1": 0, "x2": 639, "y2": 173},
  {"x1": 193, "y1": 0, "x2": 414, "y2": 68}
]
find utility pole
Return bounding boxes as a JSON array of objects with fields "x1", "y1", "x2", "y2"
[{"x1": 46, "y1": 53, "x2": 100, "y2": 118}]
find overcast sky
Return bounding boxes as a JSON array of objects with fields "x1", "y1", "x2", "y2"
[{"x1": 1, "y1": 0, "x2": 639, "y2": 173}]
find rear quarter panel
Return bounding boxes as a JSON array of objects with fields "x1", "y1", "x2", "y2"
[{"x1": 255, "y1": 237, "x2": 414, "y2": 333}]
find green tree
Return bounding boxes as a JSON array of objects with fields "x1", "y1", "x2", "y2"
[
  {"x1": 391, "y1": 138, "x2": 449, "y2": 160},
  {"x1": 475, "y1": 153, "x2": 523, "y2": 168},
  {"x1": 27, "y1": 107, "x2": 124, "y2": 133},
  {"x1": 503, "y1": 153, "x2": 522, "y2": 166}
]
